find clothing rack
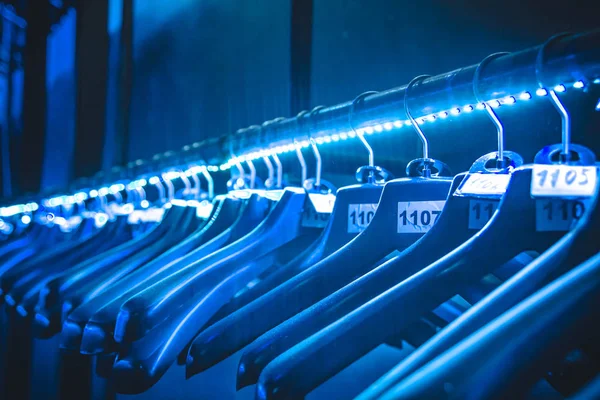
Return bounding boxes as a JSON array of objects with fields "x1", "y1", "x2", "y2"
[
  {"x1": 216, "y1": 29, "x2": 600, "y2": 165},
  {"x1": 1, "y1": 30, "x2": 600, "y2": 216}
]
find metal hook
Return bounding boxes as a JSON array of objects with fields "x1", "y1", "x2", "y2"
[
  {"x1": 262, "y1": 119, "x2": 284, "y2": 188},
  {"x1": 246, "y1": 159, "x2": 257, "y2": 189},
  {"x1": 230, "y1": 130, "x2": 246, "y2": 183},
  {"x1": 308, "y1": 106, "x2": 326, "y2": 188},
  {"x1": 152, "y1": 176, "x2": 166, "y2": 203},
  {"x1": 536, "y1": 32, "x2": 573, "y2": 161},
  {"x1": 474, "y1": 52, "x2": 510, "y2": 168},
  {"x1": 199, "y1": 166, "x2": 214, "y2": 200},
  {"x1": 294, "y1": 110, "x2": 309, "y2": 185},
  {"x1": 178, "y1": 169, "x2": 192, "y2": 197},
  {"x1": 161, "y1": 173, "x2": 175, "y2": 201},
  {"x1": 404, "y1": 75, "x2": 433, "y2": 161},
  {"x1": 262, "y1": 153, "x2": 274, "y2": 188},
  {"x1": 188, "y1": 166, "x2": 201, "y2": 200},
  {"x1": 271, "y1": 153, "x2": 283, "y2": 188},
  {"x1": 350, "y1": 91, "x2": 379, "y2": 178}
]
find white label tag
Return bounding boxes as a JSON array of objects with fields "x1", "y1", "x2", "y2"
[
  {"x1": 308, "y1": 193, "x2": 336, "y2": 214},
  {"x1": 531, "y1": 165, "x2": 597, "y2": 197},
  {"x1": 302, "y1": 206, "x2": 330, "y2": 228},
  {"x1": 535, "y1": 199, "x2": 587, "y2": 231},
  {"x1": 468, "y1": 199, "x2": 499, "y2": 230},
  {"x1": 455, "y1": 173, "x2": 511, "y2": 197},
  {"x1": 347, "y1": 203, "x2": 378, "y2": 233},
  {"x1": 397, "y1": 201, "x2": 445, "y2": 233}
]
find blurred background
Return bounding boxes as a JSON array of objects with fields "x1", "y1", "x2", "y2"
[{"x1": 1, "y1": 0, "x2": 599, "y2": 200}]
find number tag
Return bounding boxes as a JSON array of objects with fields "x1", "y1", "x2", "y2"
[
  {"x1": 302, "y1": 206, "x2": 330, "y2": 228},
  {"x1": 302, "y1": 193, "x2": 335, "y2": 228},
  {"x1": 468, "y1": 199, "x2": 499, "y2": 230},
  {"x1": 531, "y1": 165, "x2": 597, "y2": 197},
  {"x1": 455, "y1": 173, "x2": 511, "y2": 198},
  {"x1": 535, "y1": 199, "x2": 587, "y2": 231},
  {"x1": 397, "y1": 201, "x2": 445, "y2": 233},
  {"x1": 348, "y1": 203, "x2": 378, "y2": 233}
]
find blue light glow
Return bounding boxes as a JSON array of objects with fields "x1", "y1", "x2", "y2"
[
  {"x1": 490, "y1": 100, "x2": 501, "y2": 108},
  {"x1": 331, "y1": 134, "x2": 340, "y2": 141},
  {"x1": 364, "y1": 126, "x2": 375, "y2": 135},
  {"x1": 374, "y1": 124, "x2": 384, "y2": 133},
  {"x1": 451, "y1": 108, "x2": 460, "y2": 116},
  {"x1": 519, "y1": 92, "x2": 532, "y2": 100},
  {"x1": 594, "y1": 78, "x2": 600, "y2": 84},
  {"x1": 554, "y1": 84, "x2": 566, "y2": 93},
  {"x1": 98, "y1": 187, "x2": 110, "y2": 196},
  {"x1": 427, "y1": 115, "x2": 436, "y2": 122},
  {"x1": 476, "y1": 103, "x2": 486, "y2": 110},
  {"x1": 110, "y1": 183, "x2": 125, "y2": 193},
  {"x1": 503, "y1": 96, "x2": 516, "y2": 105},
  {"x1": 536, "y1": 88, "x2": 548, "y2": 96},
  {"x1": 149, "y1": 176, "x2": 160, "y2": 185},
  {"x1": 463, "y1": 105, "x2": 474, "y2": 113},
  {"x1": 340, "y1": 132, "x2": 349, "y2": 140},
  {"x1": 573, "y1": 81, "x2": 585, "y2": 89},
  {"x1": 141, "y1": 200, "x2": 150, "y2": 208},
  {"x1": 383, "y1": 122, "x2": 393, "y2": 131},
  {"x1": 438, "y1": 111, "x2": 448, "y2": 118},
  {"x1": 21, "y1": 215, "x2": 31, "y2": 225},
  {"x1": 393, "y1": 120, "x2": 403, "y2": 128}
]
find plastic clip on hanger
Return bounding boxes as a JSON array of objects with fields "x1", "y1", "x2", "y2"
[{"x1": 358, "y1": 42, "x2": 600, "y2": 399}]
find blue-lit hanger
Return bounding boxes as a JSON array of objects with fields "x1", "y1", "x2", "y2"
[
  {"x1": 254, "y1": 63, "x2": 582, "y2": 398},
  {"x1": 358, "y1": 40, "x2": 600, "y2": 399},
  {"x1": 185, "y1": 92, "x2": 394, "y2": 375},
  {"x1": 69, "y1": 128, "x2": 284, "y2": 360},
  {"x1": 27, "y1": 163, "x2": 194, "y2": 335},
  {"x1": 379, "y1": 250, "x2": 600, "y2": 400},
  {"x1": 61, "y1": 167, "x2": 247, "y2": 357},
  {"x1": 230, "y1": 64, "x2": 525, "y2": 392},
  {"x1": 187, "y1": 79, "x2": 457, "y2": 390},
  {"x1": 367, "y1": 33, "x2": 600, "y2": 400},
  {"x1": 106, "y1": 114, "x2": 323, "y2": 393}
]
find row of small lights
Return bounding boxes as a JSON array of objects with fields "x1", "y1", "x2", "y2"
[
  {"x1": 0, "y1": 80, "x2": 596, "y2": 220},
  {"x1": 218, "y1": 81, "x2": 594, "y2": 171}
]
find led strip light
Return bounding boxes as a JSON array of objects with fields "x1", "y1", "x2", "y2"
[{"x1": 0, "y1": 80, "x2": 596, "y2": 220}]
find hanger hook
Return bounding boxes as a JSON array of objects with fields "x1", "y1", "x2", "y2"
[
  {"x1": 474, "y1": 52, "x2": 510, "y2": 168},
  {"x1": 245, "y1": 159, "x2": 257, "y2": 189},
  {"x1": 178, "y1": 169, "x2": 192, "y2": 197},
  {"x1": 308, "y1": 105, "x2": 325, "y2": 188},
  {"x1": 271, "y1": 152, "x2": 283, "y2": 188},
  {"x1": 199, "y1": 166, "x2": 213, "y2": 199},
  {"x1": 349, "y1": 91, "x2": 378, "y2": 168},
  {"x1": 404, "y1": 75, "x2": 433, "y2": 161},
  {"x1": 536, "y1": 32, "x2": 572, "y2": 162},
  {"x1": 161, "y1": 172, "x2": 175, "y2": 201},
  {"x1": 187, "y1": 165, "x2": 201, "y2": 200},
  {"x1": 152, "y1": 175, "x2": 166, "y2": 203},
  {"x1": 263, "y1": 118, "x2": 285, "y2": 188},
  {"x1": 294, "y1": 110, "x2": 309, "y2": 185},
  {"x1": 230, "y1": 130, "x2": 246, "y2": 184}
]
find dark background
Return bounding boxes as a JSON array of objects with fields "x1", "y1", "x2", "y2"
[{"x1": 1, "y1": 0, "x2": 599, "y2": 200}]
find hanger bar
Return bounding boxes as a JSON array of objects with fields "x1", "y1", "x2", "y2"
[{"x1": 221, "y1": 30, "x2": 600, "y2": 159}]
